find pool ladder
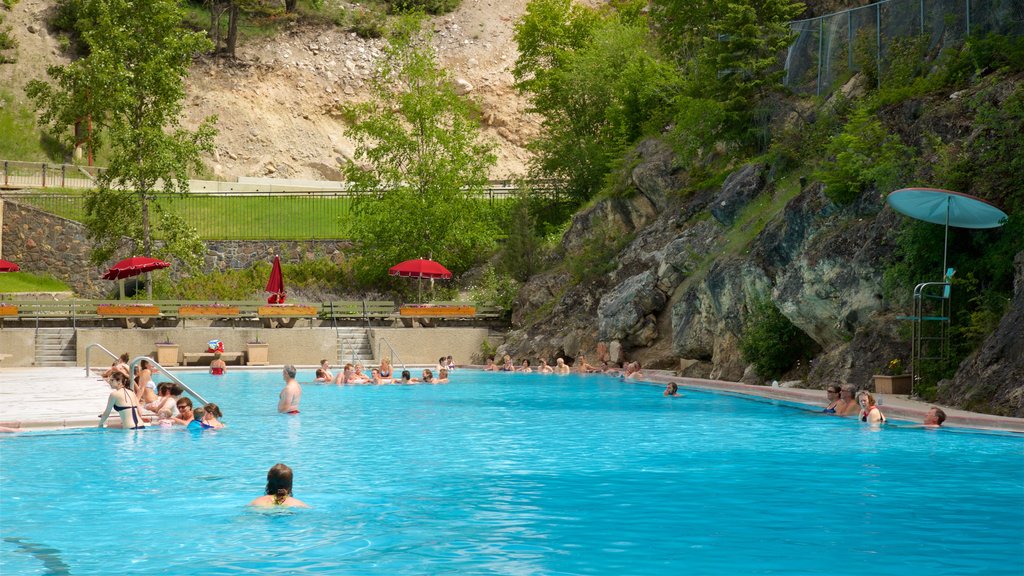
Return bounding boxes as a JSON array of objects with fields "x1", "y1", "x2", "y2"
[{"x1": 84, "y1": 343, "x2": 210, "y2": 405}]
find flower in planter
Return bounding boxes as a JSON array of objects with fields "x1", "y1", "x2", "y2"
[{"x1": 882, "y1": 358, "x2": 905, "y2": 375}]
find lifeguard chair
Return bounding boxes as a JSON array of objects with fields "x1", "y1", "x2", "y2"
[{"x1": 887, "y1": 188, "x2": 1008, "y2": 395}]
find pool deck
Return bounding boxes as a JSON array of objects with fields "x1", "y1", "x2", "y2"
[{"x1": 0, "y1": 367, "x2": 1022, "y2": 433}]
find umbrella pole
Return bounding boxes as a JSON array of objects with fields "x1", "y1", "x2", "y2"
[
  {"x1": 943, "y1": 197, "x2": 950, "y2": 278},
  {"x1": 119, "y1": 279, "x2": 125, "y2": 300}
]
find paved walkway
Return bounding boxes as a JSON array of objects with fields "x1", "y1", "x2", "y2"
[{"x1": 1, "y1": 367, "x2": 1022, "y2": 433}]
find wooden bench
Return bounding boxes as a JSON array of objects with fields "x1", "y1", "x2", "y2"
[
  {"x1": 321, "y1": 300, "x2": 396, "y2": 322},
  {"x1": 182, "y1": 352, "x2": 245, "y2": 366}
]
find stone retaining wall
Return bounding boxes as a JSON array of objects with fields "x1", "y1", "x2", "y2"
[{"x1": 1, "y1": 199, "x2": 349, "y2": 297}]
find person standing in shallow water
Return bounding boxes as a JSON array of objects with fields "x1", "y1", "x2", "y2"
[
  {"x1": 278, "y1": 365, "x2": 302, "y2": 414},
  {"x1": 249, "y1": 463, "x2": 309, "y2": 508}
]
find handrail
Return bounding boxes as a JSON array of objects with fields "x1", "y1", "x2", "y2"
[
  {"x1": 128, "y1": 355, "x2": 209, "y2": 406},
  {"x1": 84, "y1": 342, "x2": 120, "y2": 376},
  {"x1": 373, "y1": 333, "x2": 406, "y2": 372}
]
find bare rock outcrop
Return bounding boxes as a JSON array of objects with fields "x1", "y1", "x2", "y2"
[{"x1": 940, "y1": 251, "x2": 1024, "y2": 416}]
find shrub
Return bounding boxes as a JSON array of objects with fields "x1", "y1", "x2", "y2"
[
  {"x1": 470, "y1": 267, "x2": 519, "y2": 314},
  {"x1": 738, "y1": 296, "x2": 815, "y2": 380},
  {"x1": 388, "y1": 0, "x2": 461, "y2": 15},
  {"x1": 817, "y1": 106, "x2": 911, "y2": 205},
  {"x1": 348, "y1": 6, "x2": 386, "y2": 39}
]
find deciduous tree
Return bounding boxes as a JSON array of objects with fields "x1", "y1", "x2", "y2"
[
  {"x1": 28, "y1": 0, "x2": 216, "y2": 294},
  {"x1": 341, "y1": 17, "x2": 498, "y2": 286}
]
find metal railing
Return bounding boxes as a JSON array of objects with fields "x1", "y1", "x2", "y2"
[
  {"x1": 129, "y1": 355, "x2": 210, "y2": 406},
  {"x1": 1, "y1": 160, "x2": 103, "y2": 189},
  {"x1": 373, "y1": 334, "x2": 406, "y2": 372},
  {"x1": 85, "y1": 345, "x2": 210, "y2": 406},
  {"x1": 84, "y1": 342, "x2": 120, "y2": 376},
  {"x1": 785, "y1": 0, "x2": 1024, "y2": 96}
]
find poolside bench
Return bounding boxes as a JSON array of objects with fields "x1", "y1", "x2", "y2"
[{"x1": 182, "y1": 351, "x2": 244, "y2": 366}]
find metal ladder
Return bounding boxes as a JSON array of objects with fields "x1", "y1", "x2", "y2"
[
  {"x1": 909, "y1": 269, "x2": 954, "y2": 395},
  {"x1": 84, "y1": 343, "x2": 210, "y2": 405}
]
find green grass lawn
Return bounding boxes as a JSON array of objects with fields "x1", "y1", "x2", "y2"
[
  {"x1": 13, "y1": 192, "x2": 516, "y2": 240},
  {"x1": 0, "y1": 272, "x2": 71, "y2": 293}
]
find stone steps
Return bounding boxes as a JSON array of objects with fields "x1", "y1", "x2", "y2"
[
  {"x1": 35, "y1": 327, "x2": 77, "y2": 367},
  {"x1": 336, "y1": 327, "x2": 373, "y2": 366}
]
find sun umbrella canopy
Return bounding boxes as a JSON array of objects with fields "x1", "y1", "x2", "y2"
[
  {"x1": 388, "y1": 259, "x2": 452, "y2": 279},
  {"x1": 0, "y1": 259, "x2": 20, "y2": 272},
  {"x1": 887, "y1": 188, "x2": 1008, "y2": 229},
  {"x1": 101, "y1": 256, "x2": 170, "y2": 280},
  {"x1": 265, "y1": 256, "x2": 286, "y2": 303},
  {"x1": 887, "y1": 188, "x2": 1009, "y2": 278}
]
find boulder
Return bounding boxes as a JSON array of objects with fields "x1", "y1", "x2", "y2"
[
  {"x1": 710, "y1": 163, "x2": 766, "y2": 226},
  {"x1": 597, "y1": 270, "x2": 667, "y2": 345}
]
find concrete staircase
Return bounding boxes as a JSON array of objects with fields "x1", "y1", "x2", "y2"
[
  {"x1": 35, "y1": 327, "x2": 77, "y2": 367},
  {"x1": 336, "y1": 327, "x2": 374, "y2": 367}
]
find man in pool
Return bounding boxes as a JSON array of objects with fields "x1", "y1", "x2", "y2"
[
  {"x1": 923, "y1": 406, "x2": 947, "y2": 427},
  {"x1": 278, "y1": 364, "x2": 302, "y2": 414}
]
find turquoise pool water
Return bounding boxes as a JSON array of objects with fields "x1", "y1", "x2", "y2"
[{"x1": 1, "y1": 370, "x2": 1022, "y2": 574}]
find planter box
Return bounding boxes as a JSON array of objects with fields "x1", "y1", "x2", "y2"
[
  {"x1": 179, "y1": 305, "x2": 240, "y2": 317},
  {"x1": 155, "y1": 343, "x2": 180, "y2": 366},
  {"x1": 258, "y1": 305, "x2": 317, "y2": 317},
  {"x1": 247, "y1": 342, "x2": 270, "y2": 366},
  {"x1": 97, "y1": 304, "x2": 160, "y2": 317},
  {"x1": 0, "y1": 305, "x2": 17, "y2": 317},
  {"x1": 873, "y1": 374, "x2": 912, "y2": 395},
  {"x1": 399, "y1": 305, "x2": 476, "y2": 317}
]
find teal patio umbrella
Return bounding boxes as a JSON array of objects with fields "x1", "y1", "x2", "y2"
[{"x1": 887, "y1": 188, "x2": 1008, "y2": 276}]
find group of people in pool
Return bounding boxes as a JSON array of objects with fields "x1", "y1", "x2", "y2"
[
  {"x1": 311, "y1": 357, "x2": 456, "y2": 386},
  {"x1": 99, "y1": 352, "x2": 226, "y2": 430},
  {"x1": 482, "y1": 353, "x2": 646, "y2": 379},
  {"x1": 822, "y1": 384, "x2": 947, "y2": 427}
]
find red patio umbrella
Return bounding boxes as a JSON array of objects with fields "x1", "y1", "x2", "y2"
[
  {"x1": 102, "y1": 256, "x2": 170, "y2": 299},
  {"x1": 265, "y1": 255, "x2": 286, "y2": 304},
  {"x1": 388, "y1": 259, "x2": 452, "y2": 279},
  {"x1": 389, "y1": 259, "x2": 452, "y2": 302},
  {"x1": 102, "y1": 256, "x2": 171, "y2": 280},
  {"x1": 0, "y1": 259, "x2": 20, "y2": 272}
]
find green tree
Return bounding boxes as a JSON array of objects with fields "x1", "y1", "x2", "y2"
[
  {"x1": 514, "y1": 0, "x2": 681, "y2": 203},
  {"x1": 341, "y1": 17, "x2": 498, "y2": 286},
  {"x1": 650, "y1": 0, "x2": 803, "y2": 139},
  {"x1": 28, "y1": 0, "x2": 217, "y2": 294}
]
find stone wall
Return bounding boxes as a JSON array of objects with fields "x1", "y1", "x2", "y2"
[
  {"x1": 1, "y1": 199, "x2": 350, "y2": 297},
  {"x1": 1, "y1": 200, "x2": 103, "y2": 296}
]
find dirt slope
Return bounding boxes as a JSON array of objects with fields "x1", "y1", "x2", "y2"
[{"x1": 2, "y1": 0, "x2": 552, "y2": 181}]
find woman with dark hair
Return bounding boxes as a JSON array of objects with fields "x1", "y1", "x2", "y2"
[
  {"x1": 98, "y1": 371, "x2": 146, "y2": 430},
  {"x1": 822, "y1": 385, "x2": 842, "y2": 413},
  {"x1": 249, "y1": 464, "x2": 309, "y2": 508},
  {"x1": 202, "y1": 403, "x2": 226, "y2": 429}
]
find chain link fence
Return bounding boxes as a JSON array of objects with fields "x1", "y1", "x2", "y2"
[{"x1": 784, "y1": 0, "x2": 1024, "y2": 96}]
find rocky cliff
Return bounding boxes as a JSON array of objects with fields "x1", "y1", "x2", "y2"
[{"x1": 499, "y1": 86, "x2": 1024, "y2": 417}]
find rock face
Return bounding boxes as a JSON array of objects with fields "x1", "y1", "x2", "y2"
[
  {"x1": 500, "y1": 135, "x2": 933, "y2": 393},
  {"x1": 598, "y1": 270, "x2": 666, "y2": 347},
  {"x1": 940, "y1": 251, "x2": 1024, "y2": 416}
]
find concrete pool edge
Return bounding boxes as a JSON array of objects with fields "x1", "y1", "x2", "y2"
[{"x1": 640, "y1": 370, "x2": 1024, "y2": 434}]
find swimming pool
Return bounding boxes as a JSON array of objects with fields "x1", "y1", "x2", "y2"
[{"x1": 1, "y1": 370, "x2": 1022, "y2": 575}]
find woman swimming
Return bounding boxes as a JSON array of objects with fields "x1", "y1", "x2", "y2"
[{"x1": 249, "y1": 463, "x2": 309, "y2": 508}]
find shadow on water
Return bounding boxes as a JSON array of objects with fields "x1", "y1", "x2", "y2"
[{"x1": 3, "y1": 536, "x2": 71, "y2": 575}]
